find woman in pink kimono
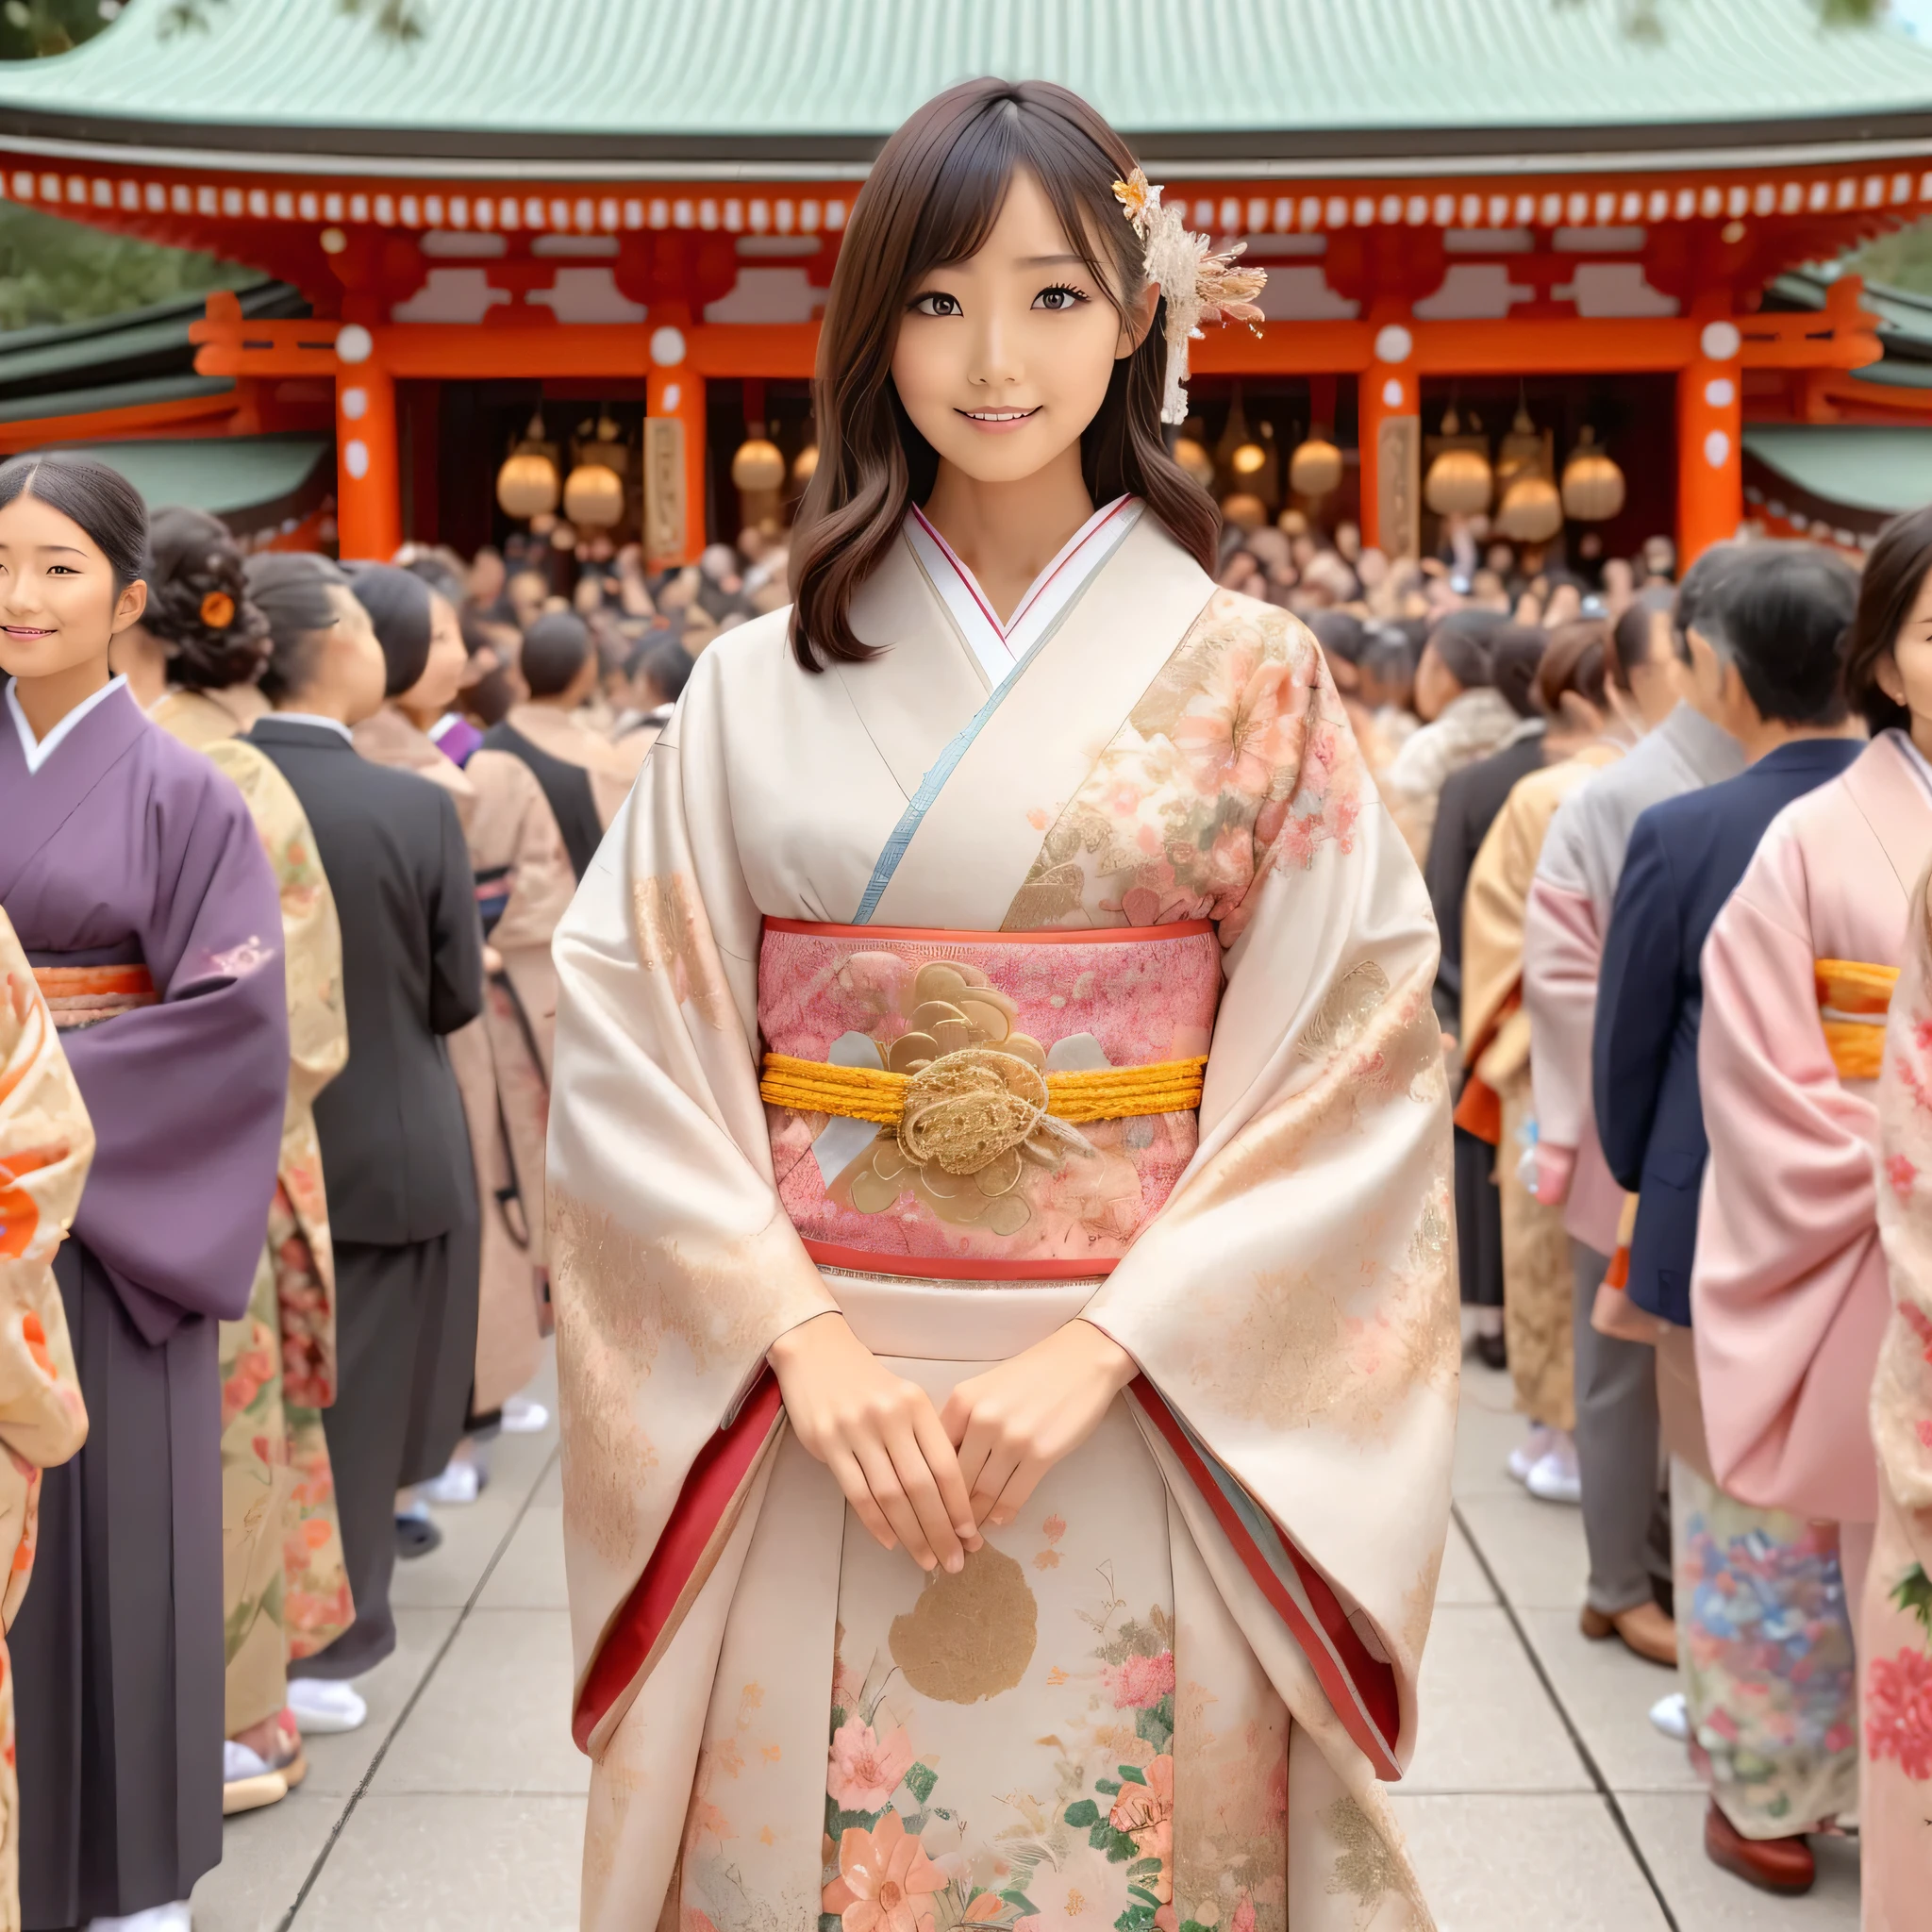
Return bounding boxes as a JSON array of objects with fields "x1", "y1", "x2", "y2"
[
  {"x1": 1695, "y1": 508, "x2": 1932, "y2": 1921},
  {"x1": 1858, "y1": 505, "x2": 1932, "y2": 1928},
  {"x1": 551, "y1": 81, "x2": 1457, "y2": 1932}
]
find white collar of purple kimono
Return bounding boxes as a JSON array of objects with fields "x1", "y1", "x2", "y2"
[{"x1": 5, "y1": 673, "x2": 127, "y2": 775}]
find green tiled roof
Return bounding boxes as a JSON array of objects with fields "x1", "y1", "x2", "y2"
[
  {"x1": 0, "y1": 0, "x2": 1928, "y2": 162},
  {"x1": 1744, "y1": 425, "x2": 1932, "y2": 517}
]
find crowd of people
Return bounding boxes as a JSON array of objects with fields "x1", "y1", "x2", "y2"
[
  {"x1": 0, "y1": 450, "x2": 696, "y2": 1930},
  {"x1": 1399, "y1": 502, "x2": 1932, "y2": 1909},
  {"x1": 4, "y1": 425, "x2": 1932, "y2": 1925}
]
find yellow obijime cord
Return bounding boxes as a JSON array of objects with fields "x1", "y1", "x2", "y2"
[
  {"x1": 758, "y1": 1051, "x2": 1209, "y2": 1126},
  {"x1": 1815, "y1": 958, "x2": 1899, "y2": 1083}
]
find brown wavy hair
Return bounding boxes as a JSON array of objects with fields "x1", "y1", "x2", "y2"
[
  {"x1": 788, "y1": 77, "x2": 1219, "y2": 672},
  {"x1": 1841, "y1": 504, "x2": 1932, "y2": 734}
]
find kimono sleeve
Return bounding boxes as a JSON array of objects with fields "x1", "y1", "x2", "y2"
[
  {"x1": 59, "y1": 752, "x2": 288, "y2": 1337},
  {"x1": 1081, "y1": 691, "x2": 1457, "y2": 1778},
  {"x1": 548, "y1": 644, "x2": 835, "y2": 1712},
  {"x1": 1873, "y1": 867, "x2": 1932, "y2": 1558},
  {"x1": 1692, "y1": 820, "x2": 1884, "y2": 1522},
  {"x1": 0, "y1": 908, "x2": 92, "y2": 1476}
]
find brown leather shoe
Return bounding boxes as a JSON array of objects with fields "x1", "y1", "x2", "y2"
[
  {"x1": 1703, "y1": 1800, "x2": 1815, "y2": 1893},
  {"x1": 1577, "y1": 1598, "x2": 1677, "y2": 1667}
]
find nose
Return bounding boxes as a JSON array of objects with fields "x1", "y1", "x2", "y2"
[{"x1": 966, "y1": 304, "x2": 1023, "y2": 392}]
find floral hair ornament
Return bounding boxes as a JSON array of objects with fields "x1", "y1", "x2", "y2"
[
  {"x1": 199, "y1": 589, "x2": 236, "y2": 629},
  {"x1": 1112, "y1": 169, "x2": 1267, "y2": 426}
]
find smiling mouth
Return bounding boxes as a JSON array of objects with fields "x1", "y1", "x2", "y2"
[
  {"x1": 957, "y1": 407, "x2": 1041, "y2": 426},
  {"x1": 2, "y1": 625, "x2": 53, "y2": 638}
]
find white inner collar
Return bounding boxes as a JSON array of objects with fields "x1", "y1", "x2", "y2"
[
  {"x1": 6, "y1": 674, "x2": 126, "y2": 775},
  {"x1": 905, "y1": 494, "x2": 1141, "y2": 689}
]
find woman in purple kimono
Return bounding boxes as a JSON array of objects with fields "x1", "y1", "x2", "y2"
[{"x1": 0, "y1": 452, "x2": 288, "y2": 1932}]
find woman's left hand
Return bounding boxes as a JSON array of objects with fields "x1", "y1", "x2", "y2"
[{"x1": 939, "y1": 1320, "x2": 1137, "y2": 1531}]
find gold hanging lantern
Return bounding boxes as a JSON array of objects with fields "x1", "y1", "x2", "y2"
[
  {"x1": 1221, "y1": 492, "x2": 1268, "y2": 532},
  {"x1": 791, "y1": 443, "x2": 820, "y2": 487},
  {"x1": 1231, "y1": 439, "x2": 1267, "y2": 476},
  {"x1": 1174, "y1": 436, "x2": 1215, "y2": 487},
  {"x1": 1560, "y1": 426, "x2": 1626, "y2": 523},
  {"x1": 1495, "y1": 473, "x2": 1564, "y2": 543},
  {"x1": 495, "y1": 411, "x2": 560, "y2": 520},
  {"x1": 1289, "y1": 433, "x2": 1342, "y2": 500},
  {"x1": 562, "y1": 462, "x2": 625, "y2": 529},
  {"x1": 1424, "y1": 404, "x2": 1492, "y2": 517},
  {"x1": 731, "y1": 436, "x2": 786, "y2": 493}
]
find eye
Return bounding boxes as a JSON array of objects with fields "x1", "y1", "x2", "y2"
[
  {"x1": 1033, "y1": 284, "x2": 1089, "y2": 311},
  {"x1": 908, "y1": 291, "x2": 962, "y2": 318},
  {"x1": 46, "y1": 564, "x2": 76, "y2": 575}
]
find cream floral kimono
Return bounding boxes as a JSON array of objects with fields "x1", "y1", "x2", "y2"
[
  {"x1": 550, "y1": 502, "x2": 1457, "y2": 1932},
  {"x1": 151, "y1": 688, "x2": 355, "y2": 1719},
  {"x1": 0, "y1": 907, "x2": 92, "y2": 1931}
]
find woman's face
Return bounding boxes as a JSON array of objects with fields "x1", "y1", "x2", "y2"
[
  {"x1": 1413, "y1": 640, "x2": 1461, "y2": 722},
  {"x1": 1876, "y1": 563, "x2": 1932, "y2": 741},
  {"x1": 890, "y1": 168, "x2": 1153, "y2": 490},
  {"x1": 326, "y1": 582, "x2": 390, "y2": 725},
  {"x1": 0, "y1": 491, "x2": 146, "y2": 681},
  {"x1": 399, "y1": 592, "x2": 468, "y2": 718}
]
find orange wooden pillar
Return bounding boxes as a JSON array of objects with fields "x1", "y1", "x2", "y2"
[
  {"x1": 644, "y1": 306, "x2": 708, "y2": 569},
  {"x1": 1357, "y1": 311, "x2": 1420, "y2": 559},
  {"x1": 334, "y1": 327, "x2": 401, "y2": 560},
  {"x1": 1677, "y1": 308, "x2": 1743, "y2": 569}
]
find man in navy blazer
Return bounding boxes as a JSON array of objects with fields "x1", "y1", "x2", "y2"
[{"x1": 1595, "y1": 545, "x2": 1863, "y2": 1330}]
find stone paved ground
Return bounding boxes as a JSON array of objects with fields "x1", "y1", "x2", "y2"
[{"x1": 192, "y1": 1341, "x2": 1862, "y2": 1930}]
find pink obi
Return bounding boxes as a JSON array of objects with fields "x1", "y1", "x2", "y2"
[{"x1": 758, "y1": 917, "x2": 1221, "y2": 1279}]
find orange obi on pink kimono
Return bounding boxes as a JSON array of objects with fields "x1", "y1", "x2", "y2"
[{"x1": 757, "y1": 916, "x2": 1219, "y2": 1278}]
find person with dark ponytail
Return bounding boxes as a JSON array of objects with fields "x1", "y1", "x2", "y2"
[
  {"x1": 0, "y1": 452, "x2": 289, "y2": 1930},
  {"x1": 349, "y1": 562, "x2": 571, "y2": 1491},
  {"x1": 132, "y1": 507, "x2": 362, "y2": 1801}
]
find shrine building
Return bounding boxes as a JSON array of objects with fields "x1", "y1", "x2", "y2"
[{"x1": 0, "y1": 0, "x2": 1929, "y2": 568}]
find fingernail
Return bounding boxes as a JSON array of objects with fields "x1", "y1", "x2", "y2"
[{"x1": 944, "y1": 1554, "x2": 963, "y2": 1574}]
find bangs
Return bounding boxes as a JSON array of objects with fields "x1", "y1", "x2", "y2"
[{"x1": 900, "y1": 101, "x2": 1132, "y2": 320}]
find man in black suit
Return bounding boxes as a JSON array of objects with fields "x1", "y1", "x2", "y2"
[{"x1": 242, "y1": 554, "x2": 483, "y2": 1693}]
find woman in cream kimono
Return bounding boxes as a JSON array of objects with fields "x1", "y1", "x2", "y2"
[
  {"x1": 551, "y1": 81, "x2": 1456, "y2": 1932},
  {"x1": 1855, "y1": 507, "x2": 1932, "y2": 1927},
  {"x1": 349, "y1": 564, "x2": 574, "y2": 1450},
  {"x1": 1456, "y1": 623, "x2": 1624, "y2": 1505},
  {"x1": 0, "y1": 908, "x2": 92, "y2": 1931},
  {"x1": 113, "y1": 506, "x2": 358, "y2": 1776}
]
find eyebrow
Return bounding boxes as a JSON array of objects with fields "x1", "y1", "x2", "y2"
[{"x1": 1016, "y1": 252, "x2": 1089, "y2": 268}]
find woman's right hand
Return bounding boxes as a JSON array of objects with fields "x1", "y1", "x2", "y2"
[{"x1": 767, "y1": 1311, "x2": 980, "y2": 1574}]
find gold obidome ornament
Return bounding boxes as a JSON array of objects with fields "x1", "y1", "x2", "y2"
[{"x1": 1112, "y1": 168, "x2": 1267, "y2": 425}]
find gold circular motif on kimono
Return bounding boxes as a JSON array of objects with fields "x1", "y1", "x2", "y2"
[
  {"x1": 888, "y1": 1541, "x2": 1039, "y2": 1704},
  {"x1": 899, "y1": 1048, "x2": 1054, "y2": 1177}
]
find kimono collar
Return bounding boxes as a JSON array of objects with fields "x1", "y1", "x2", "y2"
[
  {"x1": 0, "y1": 676, "x2": 149, "y2": 905},
  {"x1": 6, "y1": 673, "x2": 129, "y2": 774},
  {"x1": 904, "y1": 494, "x2": 1141, "y2": 688}
]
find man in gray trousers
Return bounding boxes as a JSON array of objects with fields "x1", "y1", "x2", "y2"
[{"x1": 1519, "y1": 547, "x2": 1745, "y2": 1666}]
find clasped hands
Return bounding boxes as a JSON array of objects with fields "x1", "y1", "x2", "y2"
[{"x1": 766, "y1": 1309, "x2": 1135, "y2": 1574}]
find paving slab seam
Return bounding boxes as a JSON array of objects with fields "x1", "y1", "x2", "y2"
[
  {"x1": 272, "y1": 1444, "x2": 563, "y2": 1931},
  {"x1": 1448, "y1": 1498, "x2": 1682, "y2": 1932}
]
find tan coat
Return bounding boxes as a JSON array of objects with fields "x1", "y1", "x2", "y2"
[
  {"x1": 503, "y1": 701, "x2": 647, "y2": 828},
  {"x1": 1461, "y1": 742, "x2": 1624, "y2": 1434}
]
